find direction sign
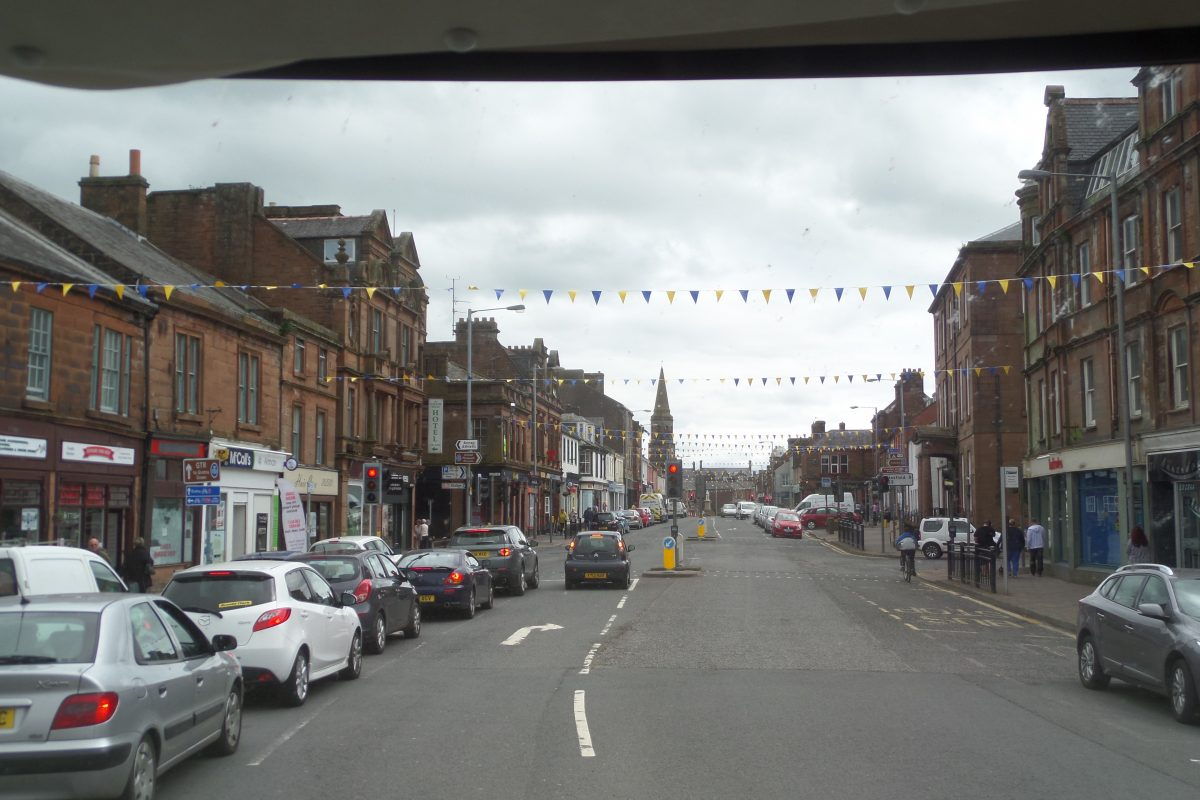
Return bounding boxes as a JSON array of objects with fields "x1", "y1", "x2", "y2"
[
  {"x1": 886, "y1": 473, "x2": 914, "y2": 487},
  {"x1": 182, "y1": 458, "x2": 220, "y2": 484},
  {"x1": 454, "y1": 451, "x2": 481, "y2": 465},
  {"x1": 441, "y1": 481, "x2": 466, "y2": 490},
  {"x1": 1002, "y1": 466, "x2": 1020, "y2": 489},
  {"x1": 662, "y1": 537, "x2": 676, "y2": 550},
  {"x1": 441, "y1": 466, "x2": 468, "y2": 480},
  {"x1": 456, "y1": 439, "x2": 479, "y2": 451},
  {"x1": 821, "y1": 477, "x2": 832, "y2": 488},
  {"x1": 880, "y1": 466, "x2": 910, "y2": 474},
  {"x1": 185, "y1": 485, "x2": 221, "y2": 505}
]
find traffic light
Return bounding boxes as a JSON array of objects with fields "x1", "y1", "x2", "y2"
[
  {"x1": 878, "y1": 475, "x2": 890, "y2": 491},
  {"x1": 363, "y1": 462, "x2": 382, "y2": 504},
  {"x1": 666, "y1": 459, "x2": 683, "y2": 498}
]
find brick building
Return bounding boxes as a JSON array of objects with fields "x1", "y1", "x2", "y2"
[
  {"x1": 556, "y1": 370, "x2": 644, "y2": 508},
  {"x1": 873, "y1": 370, "x2": 935, "y2": 519},
  {"x1": 1018, "y1": 67, "x2": 1200, "y2": 578},
  {"x1": 791, "y1": 421, "x2": 875, "y2": 506},
  {"x1": 923, "y1": 223, "x2": 1027, "y2": 526}
]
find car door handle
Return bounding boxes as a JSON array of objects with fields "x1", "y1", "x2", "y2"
[
  {"x1": 1096, "y1": 612, "x2": 1106, "y2": 621},
  {"x1": 195, "y1": 676, "x2": 204, "y2": 686},
  {"x1": 158, "y1": 685, "x2": 168, "y2": 697},
  {"x1": 1123, "y1": 624, "x2": 1135, "y2": 632}
]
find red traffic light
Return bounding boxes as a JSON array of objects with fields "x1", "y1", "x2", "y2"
[
  {"x1": 667, "y1": 463, "x2": 679, "y2": 474},
  {"x1": 366, "y1": 467, "x2": 379, "y2": 479}
]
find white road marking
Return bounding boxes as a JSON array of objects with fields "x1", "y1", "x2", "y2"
[
  {"x1": 500, "y1": 623, "x2": 564, "y2": 646},
  {"x1": 617, "y1": 595, "x2": 627, "y2": 608},
  {"x1": 246, "y1": 695, "x2": 339, "y2": 766},
  {"x1": 629, "y1": 578, "x2": 639, "y2": 591},
  {"x1": 600, "y1": 614, "x2": 617, "y2": 636},
  {"x1": 574, "y1": 690, "x2": 596, "y2": 757},
  {"x1": 920, "y1": 581, "x2": 1074, "y2": 639},
  {"x1": 579, "y1": 642, "x2": 601, "y2": 674}
]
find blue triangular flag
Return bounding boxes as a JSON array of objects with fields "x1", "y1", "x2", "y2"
[
  {"x1": 789, "y1": 377, "x2": 796, "y2": 385},
  {"x1": 291, "y1": 282, "x2": 303, "y2": 288},
  {"x1": 1070, "y1": 274, "x2": 1081, "y2": 286},
  {"x1": 87, "y1": 285, "x2": 98, "y2": 299},
  {"x1": 1023, "y1": 277, "x2": 1034, "y2": 290},
  {"x1": 834, "y1": 287, "x2": 844, "y2": 301},
  {"x1": 738, "y1": 290, "x2": 749, "y2": 303},
  {"x1": 592, "y1": 290, "x2": 602, "y2": 304},
  {"x1": 689, "y1": 290, "x2": 699, "y2": 303},
  {"x1": 341, "y1": 287, "x2": 352, "y2": 299},
  {"x1": 928, "y1": 284, "x2": 939, "y2": 297},
  {"x1": 977, "y1": 280, "x2": 988, "y2": 294},
  {"x1": 543, "y1": 289, "x2": 553, "y2": 303},
  {"x1": 137, "y1": 285, "x2": 149, "y2": 298},
  {"x1": 876, "y1": 373, "x2": 882, "y2": 381},
  {"x1": 35, "y1": 282, "x2": 47, "y2": 293},
  {"x1": 623, "y1": 379, "x2": 630, "y2": 385},
  {"x1": 760, "y1": 378, "x2": 767, "y2": 385},
  {"x1": 678, "y1": 378, "x2": 684, "y2": 385},
  {"x1": 734, "y1": 378, "x2": 740, "y2": 386},
  {"x1": 819, "y1": 376, "x2": 826, "y2": 384},
  {"x1": 882, "y1": 286, "x2": 892, "y2": 299},
  {"x1": 1115, "y1": 269, "x2": 1126, "y2": 283},
  {"x1": 642, "y1": 290, "x2": 652, "y2": 303},
  {"x1": 785, "y1": 288, "x2": 795, "y2": 303},
  {"x1": 392, "y1": 287, "x2": 401, "y2": 296},
  {"x1": 495, "y1": 289, "x2": 504, "y2": 300},
  {"x1": 651, "y1": 379, "x2": 657, "y2": 386}
]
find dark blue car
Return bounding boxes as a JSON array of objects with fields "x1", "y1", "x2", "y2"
[{"x1": 396, "y1": 549, "x2": 494, "y2": 619}]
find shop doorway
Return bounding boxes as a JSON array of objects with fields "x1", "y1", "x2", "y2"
[
  {"x1": 1177, "y1": 482, "x2": 1200, "y2": 569},
  {"x1": 231, "y1": 503, "x2": 247, "y2": 559}
]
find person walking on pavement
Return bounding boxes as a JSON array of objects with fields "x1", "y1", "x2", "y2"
[
  {"x1": 1005, "y1": 518, "x2": 1025, "y2": 578},
  {"x1": 86, "y1": 537, "x2": 113, "y2": 566},
  {"x1": 1025, "y1": 518, "x2": 1047, "y2": 576},
  {"x1": 582, "y1": 505, "x2": 596, "y2": 529},
  {"x1": 975, "y1": 520, "x2": 997, "y2": 550},
  {"x1": 558, "y1": 508, "x2": 569, "y2": 538},
  {"x1": 414, "y1": 518, "x2": 432, "y2": 549},
  {"x1": 1126, "y1": 525, "x2": 1150, "y2": 563},
  {"x1": 122, "y1": 537, "x2": 154, "y2": 593}
]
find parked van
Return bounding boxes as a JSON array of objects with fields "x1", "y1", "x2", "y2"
[
  {"x1": 736, "y1": 500, "x2": 756, "y2": 519},
  {"x1": 794, "y1": 493, "x2": 855, "y2": 514},
  {"x1": 0, "y1": 544, "x2": 128, "y2": 598}
]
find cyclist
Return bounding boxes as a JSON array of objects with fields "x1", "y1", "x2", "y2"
[{"x1": 895, "y1": 522, "x2": 918, "y2": 580}]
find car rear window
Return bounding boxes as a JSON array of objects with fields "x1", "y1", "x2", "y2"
[
  {"x1": 1175, "y1": 579, "x2": 1200, "y2": 620},
  {"x1": 0, "y1": 611, "x2": 100, "y2": 664},
  {"x1": 0, "y1": 558, "x2": 15, "y2": 597},
  {"x1": 163, "y1": 572, "x2": 276, "y2": 612},
  {"x1": 450, "y1": 530, "x2": 507, "y2": 545},
  {"x1": 397, "y1": 552, "x2": 462, "y2": 569},
  {"x1": 922, "y1": 520, "x2": 941, "y2": 532},
  {"x1": 572, "y1": 535, "x2": 619, "y2": 555},
  {"x1": 310, "y1": 540, "x2": 361, "y2": 553},
  {"x1": 776, "y1": 512, "x2": 799, "y2": 521},
  {"x1": 299, "y1": 557, "x2": 362, "y2": 583},
  {"x1": 595, "y1": 513, "x2": 615, "y2": 522}
]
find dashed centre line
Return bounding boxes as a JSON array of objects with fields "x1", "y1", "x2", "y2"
[
  {"x1": 573, "y1": 690, "x2": 596, "y2": 758},
  {"x1": 600, "y1": 614, "x2": 617, "y2": 636},
  {"x1": 579, "y1": 642, "x2": 601, "y2": 674},
  {"x1": 617, "y1": 595, "x2": 627, "y2": 608}
]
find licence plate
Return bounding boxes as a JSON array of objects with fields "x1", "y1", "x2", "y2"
[
  {"x1": 0, "y1": 708, "x2": 13, "y2": 730},
  {"x1": 584, "y1": 572, "x2": 607, "y2": 579},
  {"x1": 418, "y1": 595, "x2": 436, "y2": 603},
  {"x1": 472, "y1": 551, "x2": 492, "y2": 559}
]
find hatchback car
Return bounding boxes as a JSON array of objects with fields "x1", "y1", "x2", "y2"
[
  {"x1": 799, "y1": 507, "x2": 862, "y2": 530},
  {"x1": 0, "y1": 545, "x2": 127, "y2": 599},
  {"x1": 771, "y1": 510, "x2": 804, "y2": 538},
  {"x1": 396, "y1": 550, "x2": 494, "y2": 618},
  {"x1": 621, "y1": 509, "x2": 644, "y2": 529},
  {"x1": 308, "y1": 535, "x2": 395, "y2": 557},
  {"x1": 916, "y1": 517, "x2": 975, "y2": 559},
  {"x1": 592, "y1": 511, "x2": 629, "y2": 535},
  {"x1": 1076, "y1": 564, "x2": 1200, "y2": 723},
  {"x1": 0, "y1": 593, "x2": 242, "y2": 800},
  {"x1": 162, "y1": 562, "x2": 363, "y2": 707},
  {"x1": 447, "y1": 526, "x2": 539, "y2": 595},
  {"x1": 289, "y1": 552, "x2": 420, "y2": 654},
  {"x1": 564, "y1": 532, "x2": 635, "y2": 589},
  {"x1": 721, "y1": 503, "x2": 737, "y2": 518}
]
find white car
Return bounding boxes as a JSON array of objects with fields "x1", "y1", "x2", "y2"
[
  {"x1": 0, "y1": 544, "x2": 127, "y2": 599},
  {"x1": 309, "y1": 535, "x2": 395, "y2": 556},
  {"x1": 163, "y1": 561, "x2": 363, "y2": 706},
  {"x1": 736, "y1": 501, "x2": 756, "y2": 520},
  {"x1": 917, "y1": 517, "x2": 976, "y2": 559},
  {"x1": 720, "y1": 503, "x2": 737, "y2": 518}
]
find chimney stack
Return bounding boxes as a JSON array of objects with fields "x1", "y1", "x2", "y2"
[
  {"x1": 88, "y1": 155, "x2": 100, "y2": 178},
  {"x1": 79, "y1": 149, "x2": 149, "y2": 235},
  {"x1": 129, "y1": 148, "x2": 141, "y2": 176}
]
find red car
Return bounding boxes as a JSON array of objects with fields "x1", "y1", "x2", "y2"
[
  {"x1": 635, "y1": 508, "x2": 652, "y2": 527},
  {"x1": 771, "y1": 511, "x2": 804, "y2": 538},
  {"x1": 798, "y1": 507, "x2": 862, "y2": 530}
]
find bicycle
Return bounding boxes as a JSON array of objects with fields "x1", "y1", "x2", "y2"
[{"x1": 900, "y1": 550, "x2": 915, "y2": 582}]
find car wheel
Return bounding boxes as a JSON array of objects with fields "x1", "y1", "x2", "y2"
[
  {"x1": 119, "y1": 734, "x2": 157, "y2": 800},
  {"x1": 365, "y1": 612, "x2": 387, "y2": 655},
  {"x1": 527, "y1": 561, "x2": 540, "y2": 589},
  {"x1": 805, "y1": 521, "x2": 816, "y2": 530},
  {"x1": 402, "y1": 605, "x2": 421, "y2": 638},
  {"x1": 565, "y1": 579, "x2": 576, "y2": 591},
  {"x1": 340, "y1": 632, "x2": 363, "y2": 680},
  {"x1": 481, "y1": 581, "x2": 495, "y2": 609},
  {"x1": 1077, "y1": 635, "x2": 1110, "y2": 690},
  {"x1": 207, "y1": 688, "x2": 242, "y2": 756},
  {"x1": 1169, "y1": 658, "x2": 1199, "y2": 723},
  {"x1": 280, "y1": 650, "x2": 309, "y2": 707},
  {"x1": 511, "y1": 566, "x2": 527, "y2": 596},
  {"x1": 922, "y1": 542, "x2": 941, "y2": 560},
  {"x1": 463, "y1": 588, "x2": 477, "y2": 619}
]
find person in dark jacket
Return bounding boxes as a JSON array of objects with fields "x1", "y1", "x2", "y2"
[
  {"x1": 975, "y1": 521, "x2": 997, "y2": 550},
  {"x1": 1004, "y1": 519, "x2": 1025, "y2": 578},
  {"x1": 122, "y1": 537, "x2": 155, "y2": 593}
]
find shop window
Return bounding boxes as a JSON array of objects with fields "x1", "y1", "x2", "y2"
[
  {"x1": 1078, "y1": 470, "x2": 1120, "y2": 567},
  {"x1": 150, "y1": 498, "x2": 185, "y2": 564},
  {"x1": 1, "y1": 480, "x2": 43, "y2": 543},
  {"x1": 26, "y1": 307, "x2": 52, "y2": 401}
]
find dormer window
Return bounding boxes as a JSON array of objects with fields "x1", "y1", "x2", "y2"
[{"x1": 324, "y1": 238, "x2": 356, "y2": 264}]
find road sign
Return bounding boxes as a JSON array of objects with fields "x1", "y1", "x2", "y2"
[
  {"x1": 880, "y1": 466, "x2": 910, "y2": 474},
  {"x1": 182, "y1": 458, "x2": 220, "y2": 484},
  {"x1": 1002, "y1": 466, "x2": 1020, "y2": 489},
  {"x1": 441, "y1": 466, "x2": 468, "y2": 480},
  {"x1": 886, "y1": 473, "x2": 914, "y2": 486},
  {"x1": 454, "y1": 451, "x2": 481, "y2": 465},
  {"x1": 821, "y1": 477, "x2": 832, "y2": 488},
  {"x1": 456, "y1": 439, "x2": 479, "y2": 451},
  {"x1": 283, "y1": 457, "x2": 298, "y2": 471},
  {"x1": 663, "y1": 537, "x2": 675, "y2": 550},
  {"x1": 442, "y1": 481, "x2": 466, "y2": 490},
  {"x1": 185, "y1": 485, "x2": 221, "y2": 505}
]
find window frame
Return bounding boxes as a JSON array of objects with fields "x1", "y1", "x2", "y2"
[
  {"x1": 174, "y1": 332, "x2": 200, "y2": 415},
  {"x1": 294, "y1": 338, "x2": 305, "y2": 376},
  {"x1": 26, "y1": 306, "x2": 52, "y2": 401},
  {"x1": 89, "y1": 325, "x2": 131, "y2": 417},
  {"x1": 1164, "y1": 187, "x2": 1183, "y2": 264},
  {"x1": 291, "y1": 405, "x2": 303, "y2": 462},
  {"x1": 1081, "y1": 357, "x2": 1096, "y2": 428},
  {"x1": 1126, "y1": 342, "x2": 1143, "y2": 417},
  {"x1": 323, "y1": 237, "x2": 355, "y2": 265},
  {"x1": 315, "y1": 409, "x2": 327, "y2": 466},
  {"x1": 1170, "y1": 324, "x2": 1190, "y2": 409},
  {"x1": 371, "y1": 308, "x2": 383, "y2": 355},
  {"x1": 317, "y1": 347, "x2": 328, "y2": 382},
  {"x1": 1161, "y1": 70, "x2": 1180, "y2": 121},
  {"x1": 347, "y1": 386, "x2": 358, "y2": 437},
  {"x1": 1050, "y1": 370, "x2": 1061, "y2": 436},
  {"x1": 1121, "y1": 214, "x2": 1140, "y2": 279},
  {"x1": 1077, "y1": 241, "x2": 1092, "y2": 306}
]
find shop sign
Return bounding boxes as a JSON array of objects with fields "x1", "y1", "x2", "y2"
[
  {"x1": 85, "y1": 485, "x2": 106, "y2": 507},
  {"x1": 61, "y1": 441, "x2": 136, "y2": 466},
  {"x1": 21, "y1": 508, "x2": 39, "y2": 531},
  {"x1": 284, "y1": 467, "x2": 339, "y2": 496},
  {"x1": 276, "y1": 478, "x2": 308, "y2": 552},
  {"x1": 59, "y1": 483, "x2": 83, "y2": 505},
  {"x1": 253, "y1": 450, "x2": 287, "y2": 472},
  {"x1": 215, "y1": 447, "x2": 255, "y2": 469},
  {"x1": 428, "y1": 398, "x2": 444, "y2": 454},
  {"x1": 108, "y1": 486, "x2": 131, "y2": 508},
  {"x1": 0, "y1": 435, "x2": 47, "y2": 460},
  {"x1": 150, "y1": 439, "x2": 208, "y2": 458},
  {"x1": 1048, "y1": 456, "x2": 1064, "y2": 471}
]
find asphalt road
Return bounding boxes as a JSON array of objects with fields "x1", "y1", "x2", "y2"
[{"x1": 159, "y1": 517, "x2": 1200, "y2": 800}]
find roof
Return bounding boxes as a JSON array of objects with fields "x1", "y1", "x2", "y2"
[
  {"x1": 1061, "y1": 99, "x2": 1139, "y2": 163},
  {"x1": 271, "y1": 214, "x2": 377, "y2": 240},
  {"x1": 0, "y1": 592, "x2": 126, "y2": 611},
  {"x1": 0, "y1": 169, "x2": 269, "y2": 319},
  {"x1": 973, "y1": 221, "x2": 1022, "y2": 243},
  {"x1": 0, "y1": 208, "x2": 156, "y2": 311}
]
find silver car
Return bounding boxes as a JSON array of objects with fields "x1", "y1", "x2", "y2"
[{"x1": 0, "y1": 593, "x2": 242, "y2": 799}]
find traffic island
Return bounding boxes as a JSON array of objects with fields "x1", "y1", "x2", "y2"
[{"x1": 642, "y1": 566, "x2": 703, "y2": 578}]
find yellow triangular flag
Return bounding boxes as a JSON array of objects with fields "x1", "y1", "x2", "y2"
[
  {"x1": 1185, "y1": 262, "x2": 1196, "y2": 270},
  {"x1": 568, "y1": 290, "x2": 577, "y2": 303},
  {"x1": 1092, "y1": 271, "x2": 1105, "y2": 284},
  {"x1": 953, "y1": 282, "x2": 964, "y2": 297},
  {"x1": 762, "y1": 289, "x2": 771, "y2": 303},
  {"x1": 365, "y1": 287, "x2": 376, "y2": 299},
  {"x1": 834, "y1": 375, "x2": 840, "y2": 383},
  {"x1": 1046, "y1": 275, "x2": 1058, "y2": 289},
  {"x1": 265, "y1": 285, "x2": 277, "y2": 290},
  {"x1": 318, "y1": 283, "x2": 328, "y2": 289},
  {"x1": 775, "y1": 378, "x2": 781, "y2": 385},
  {"x1": 974, "y1": 367, "x2": 982, "y2": 377},
  {"x1": 666, "y1": 290, "x2": 676, "y2": 304},
  {"x1": 719, "y1": 378, "x2": 726, "y2": 384},
  {"x1": 998, "y1": 279, "x2": 1010, "y2": 294},
  {"x1": 619, "y1": 290, "x2": 628, "y2": 303},
  {"x1": 904, "y1": 285, "x2": 915, "y2": 299},
  {"x1": 804, "y1": 377, "x2": 810, "y2": 384},
  {"x1": 809, "y1": 288, "x2": 819, "y2": 300},
  {"x1": 858, "y1": 287, "x2": 868, "y2": 301},
  {"x1": 349, "y1": 377, "x2": 358, "y2": 383},
  {"x1": 114, "y1": 285, "x2": 125, "y2": 299},
  {"x1": 1140, "y1": 266, "x2": 1151, "y2": 276},
  {"x1": 163, "y1": 285, "x2": 175, "y2": 300},
  {"x1": 61, "y1": 283, "x2": 74, "y2": 296},
  {"x1": 519, "y1": 289, "x2": 528, "y2": 300},
  {"x1": 714, "y1": 290, "x2": 724, "y2": 302},
  {"x1": 214, "y1": 280, "x2": 227, "y2": 288},
  {"x1": 9, "y1": 281, "x2": 19, "y2": 292}
]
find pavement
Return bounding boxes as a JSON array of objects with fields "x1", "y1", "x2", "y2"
[{"x1": 156, "y1": 516, "x2": 1200, "y2": 800}]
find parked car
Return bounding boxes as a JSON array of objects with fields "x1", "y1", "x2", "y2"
[
  {"x1": 308, "y1": 535, "x2": 395, "y2": 557},
  {"x1": 736, "y1": 501, "x2": 756, "y2": 519},
  {"x1": 756, "y1": 506, "x2": 779, "y2": 528},
  {"x1": 916, "y1": 517, "x2": 975, "y2": 559},
  {"x1": 565, "y1": 532, "x2": 635, "y2": 590},
  {"x1": 798, "y1": 507, "x2": 862, "y2": 530},
  {"x1": 1076, "y1": 564, "x2": 1200, "y2": 723},
  {"x1": 289, "y1": 551, "x2": 420, "y2": 654},
  {"x1": 447, "y1": 526, "x2": 539, "y2": 594},
  {"x1": 395, "y1": 550, "x2": 494, "y2": 618},
  {"x1": 234, "y1": 550, "x2": 300, "y2": 561},
  {"x1": 721, "y1": 503, "x2": 737, "y2": 518},
  {"x1": 621, "y1": 509, "x2": 644, "y2": 529},
  {"x1": 0, "y1": 593, "x2": 242, "y2": 800},
  {"x1": 592, "y1": 511, "x2": 629, "y2": 535},
  {"x1": 636, "y1": 508, "x2": 653, "y2": 527},
  {"x1": 162, "y1": 561, "x2": 363, "y2": 707},
  {"x1": 771, "y1": 510, "x2": 804, "y2": 538},
  {"x1": 0, "y1": 544, "x2": 127, "y2": 599}
]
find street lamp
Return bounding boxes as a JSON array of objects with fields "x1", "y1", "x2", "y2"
[
  {"x1": 465, "y1": 304, "x2": 525, "y2": 527},
  {"x1": 851, "y1": 404, "x2": 880, "y2": 530},
  {"x1": 1018, "y1": 168, "x2": 1135, "y2": 541}
]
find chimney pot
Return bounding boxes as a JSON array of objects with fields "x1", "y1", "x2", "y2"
[
  {"x1": 129, "y1": 149, "x2": 141, "y2": 177},
  {"x1": 88, "y1": 155, "x2": 100, "y2": 178}
]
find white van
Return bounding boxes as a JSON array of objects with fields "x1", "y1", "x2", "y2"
[
  {"x1": 916, "y1": 517, "x2": 975, "y2": 559},
  {"x1": 736, "y1": 501, "x2": 756, "y2": 519},
  {"x1": 794, "y1": 493, "x2": 855, "y2": 514},
  {"x1": 0, "y1": 545, "x2": 128, "y2": 598}
]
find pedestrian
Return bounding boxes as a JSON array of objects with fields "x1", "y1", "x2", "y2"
[
  {"x1": 582, "y1": 505, "x2": 596, "y2": 528},
  {"x1": 1126, "y1": 525, "x2": 1150, "y2": 564},
  {"x1": 86, "y1": 537, "x2": 112, "y2": 565},
  {"x1": 1005, "y1": 518, "x2": 1025, "y2": 577},
  {"x1": 414, "y1": 517, "x2": 431, "y2": 549},
  {"x1": 557, "y1": 508, "x2": 569, "y2": 538},
  {"x1": 975, "y1": 520, "x2": 996, "y2": 550},
  {"x1": 1025, "y1": 518, "x2": 1047, "y2": 576},
  {"x1": 122, "y1": 537, "x2": 154, "y2": 593}
]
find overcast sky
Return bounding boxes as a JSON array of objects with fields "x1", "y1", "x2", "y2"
[{"x1": 0, "y1": 67, "x2": 1140, "y2": 467}]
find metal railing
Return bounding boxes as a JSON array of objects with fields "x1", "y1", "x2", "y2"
[
  {"x1": 947, "y1": 543, "x2": 997, "y2": 593},
  {"x1": 836, "y1": 518, "x2": 864, "y2": 551}
]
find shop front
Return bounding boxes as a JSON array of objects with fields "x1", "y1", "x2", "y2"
[
  {"x1": 283, "y1": 465, "x2": 340, "y2": 544},
  {"x1": 1143, "y1": 426, "x2": 1200, "y2": 569},
  {"x1": 201, "y1": 440, "x2": 287, "y2": 563}
]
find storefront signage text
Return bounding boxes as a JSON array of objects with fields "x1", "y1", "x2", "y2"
[
  {"x1": 0, "y1": 435, "x2": 48, "y2": 460},
  {"x1": 61, "y1": 441, "x2": 136, "y2": 466}
]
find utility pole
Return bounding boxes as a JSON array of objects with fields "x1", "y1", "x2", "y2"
[{"x1": 532, "y1": 356, "x2": 538, "y2": 538}]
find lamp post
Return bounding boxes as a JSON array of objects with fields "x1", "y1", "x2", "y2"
[
  {"x1": 1018, "y1": 168, "x2": 1135, "y2": 541},
  {"x1": 852, "y1": 404, "x2": 881, "y2": 547},
  {"x1": 464, "y1": 304, "x2": 525, "y2": 527}
]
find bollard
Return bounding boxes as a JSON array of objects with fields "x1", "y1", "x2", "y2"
[
  {"x1": 697, "y1": 518, "x2": 706, "y2": 538},
  {"x1": 662, "y1": 536, "x2": 676, "y2": 570}
]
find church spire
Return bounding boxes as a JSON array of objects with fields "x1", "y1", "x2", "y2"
[
  {"x1": 653, "y1": 366, "x2": 671, "y2": 416},
  {"x1": 649, "y1": 367, "x2": 674, "y2": 470}
]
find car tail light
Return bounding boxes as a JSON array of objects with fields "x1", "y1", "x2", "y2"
[
  {"x1": 352, "y1": 578, "x2": 372, "y2": 604},
  {"x1": 617, "y1": 539, "x2": 626, "y2": 552},
  {"x1": 207, "y1": 571, "x2": 233, "y2": 576},
  {"x1": 252, "y1": 608, "x2": 292, "y2": 632},
  {"x1": 51, "y1": 692, "x2": 119, "y2": 730},
  {"x1": 498, "y1": 547, "x2": 512, "y2": 557},
  {"x1": 443, "y1": 570, "x2": 465, "y2": 585}
]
